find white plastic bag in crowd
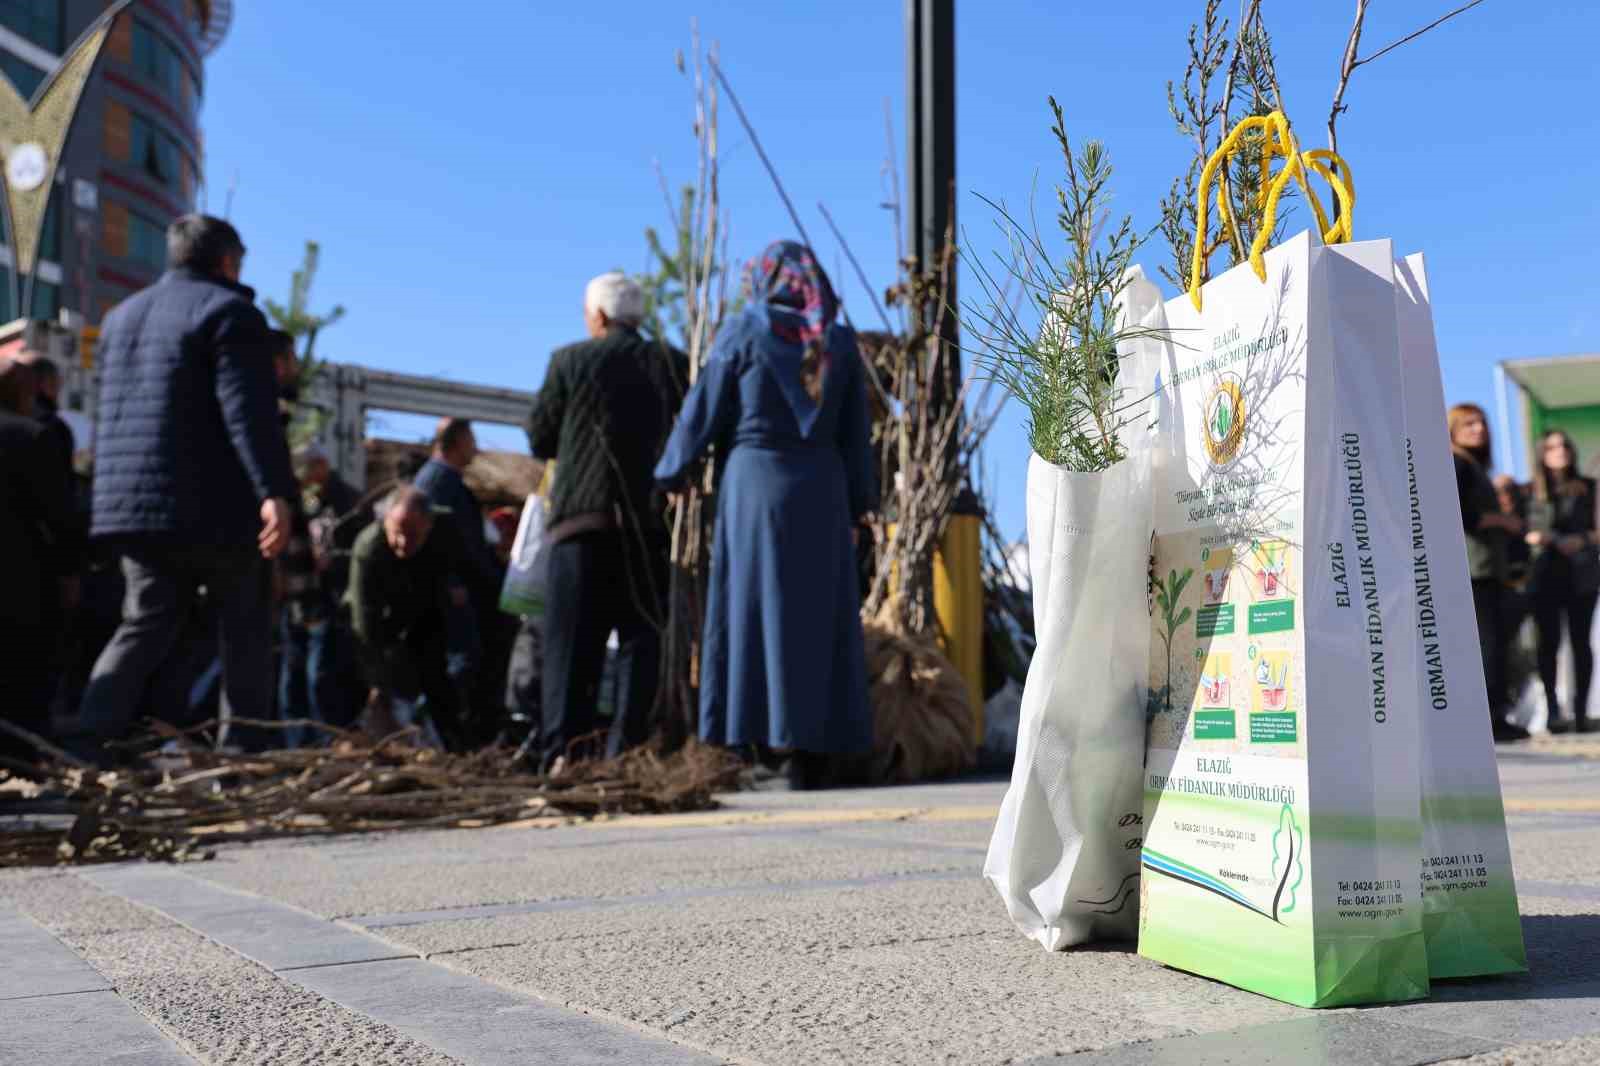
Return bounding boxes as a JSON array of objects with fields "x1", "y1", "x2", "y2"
[
  {"x1": 984, "y1": 267, "x2": 1165, "y2": 949},
  {"x1": 499, "y1": 494, "x2": 550, "y2": 620}
]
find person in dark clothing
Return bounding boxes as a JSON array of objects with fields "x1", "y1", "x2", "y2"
[
  {"x1": 414, "y1": 420, "x2": 500, "y2": 602},
  {"x1": 15, "y1": 352, "x2": 74, "y2": 477},
  {"x1": 13, "y1": 350, "x2": 87, "y2": 714},
  {"x1": 346, "y1": 487, "x2": 466, "y2": 749},
  {"x1": 68, "y1": 215, "x2": 296, "y2": 763},
  {"x1": 1495, "y1": 476, "x2": 1533, "y2": 586},
  {"x1": 414, "y1": 418, "x2": 507, "y2": 744},
  {"x1": 0, "y1": 356, "x2": 32, "y2": 413},
  {"x1": 1449, "y1": 403, "x2": 1530, "y2": 743},
  {"x1": 269, "y1": 329, "x2": 299, "y2": 432},
  {"x1": 0, "y1": 359, "x2": 82, "y2": 763},
  {"x1": 1525, "y1": 430, "x2": 1600, "y2": 734},
  {"x1": 1493, "y1": 474, "x2": 1537, "y2": 703},
  {"x1": 278, "y1": 444, "x2": 361, "y2": 744},
  {"x1": 527, "y1": 271, "x2": 685, "y2": 768}
]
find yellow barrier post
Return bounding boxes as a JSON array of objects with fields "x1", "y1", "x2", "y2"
[{"x1": 934, "y1": 512, "x2": 985, "y2": 745}]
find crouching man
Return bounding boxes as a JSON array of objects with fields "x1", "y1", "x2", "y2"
[{"x1": 345, "y1": 487, "x2": 468, "y2": 749}]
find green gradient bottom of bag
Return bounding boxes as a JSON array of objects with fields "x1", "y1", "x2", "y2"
[
  {"x1": 1419, "y1": 793, "x2": 1528, "y2": 979},
  {"x1": 1424, "y1": 890, "x2": 1528, "y2": 980},
  {"x1": 1138, "y1": 792, "x2": 1431, "y2": 1008}
]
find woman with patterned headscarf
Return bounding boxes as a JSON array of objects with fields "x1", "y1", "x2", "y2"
[{"x1": 655, "y1": 240, "x2": 878, "y2": 788}]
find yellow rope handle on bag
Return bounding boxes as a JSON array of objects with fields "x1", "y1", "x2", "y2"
[
  {"x1": 1301, "y1": 149, "x2": 1355, "y2": 244},
  {"x1": 1187, "y1": 111, "x2": 1356, "y2": 310}
]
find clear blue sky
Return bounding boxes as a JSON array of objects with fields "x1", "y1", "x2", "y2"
[{"x1": 203, "y1": 1, "x2": 1598, "y2": 539}]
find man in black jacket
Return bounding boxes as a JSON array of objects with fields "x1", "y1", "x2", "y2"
[
  {"x1": 0, "y1": 359, "x2": 81, "y2": 761},
  {"x1": 526, "y1": 271, "x2": 686, "y2": 768},
  {"x1": 70, "y1": 215, "x2": 297, "y2": 762}
]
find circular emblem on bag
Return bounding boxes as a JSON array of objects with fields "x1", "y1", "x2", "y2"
[{"x1": 1202, "y1": 373, "x2": 1246, "y2": 466}]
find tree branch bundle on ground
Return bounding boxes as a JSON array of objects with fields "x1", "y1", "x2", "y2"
[{"x1": 0, "y1": 722, "x2": 742, "y2": 868}]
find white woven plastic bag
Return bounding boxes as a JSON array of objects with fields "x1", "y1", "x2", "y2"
[
  {"x1": 984, "y1": 269, "x2": 1164, "y2": 948},
  {"x1": 499, "y1": 494, "x2": 550, "y2": 620}
]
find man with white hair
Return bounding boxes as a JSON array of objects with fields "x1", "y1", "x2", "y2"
[{"x1": 525, "y1": 271, "x2": 687, "y2": 768}]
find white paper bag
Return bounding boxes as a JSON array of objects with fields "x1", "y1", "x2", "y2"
[
  {"x1": 499, "y1": 494, "x2": 550, "y2": 620},
  {"x1": 1393, "y1": 253, "x2": 1527, "y2": 978},
  {"x1": 1138, "y1": 233, "x2": 1427, "y2": 1007},
  {"x1": 984, "y1": 269, "x2": 1164, "y2": 949}
]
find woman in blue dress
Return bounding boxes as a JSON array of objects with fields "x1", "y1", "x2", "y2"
[{"x1": 654, "y1": 241, "x2": 877, "y2": 788}]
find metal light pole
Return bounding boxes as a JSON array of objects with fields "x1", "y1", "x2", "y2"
[
  {"x1": 905, "y1": 0, "x2": 956, "y2": 350},
  {"x1": 907, "y1": 0, "x2": 984, "y2": 737}
]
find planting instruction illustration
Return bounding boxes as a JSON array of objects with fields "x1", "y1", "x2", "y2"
[{"x1": 1147, "y1": 534, "x2": 1303, "y2": 756}]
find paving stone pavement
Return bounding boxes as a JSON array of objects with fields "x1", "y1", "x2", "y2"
[{"x1": 4, "y1": 738, "x2": 1600, "y2": 1064}]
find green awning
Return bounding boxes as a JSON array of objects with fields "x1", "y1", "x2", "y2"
[{"x1": 1502, "y1": 354, "x2": 1600, "y2": 409}]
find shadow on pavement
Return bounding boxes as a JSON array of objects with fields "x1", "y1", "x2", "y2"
[{"x1": 1406, "y1": 914, "x2": 1600, "y2": 1004}]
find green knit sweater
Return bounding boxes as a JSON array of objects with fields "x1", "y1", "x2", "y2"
[{"x1": 526, "y1": 327, "x2": 687, "y2": 533}]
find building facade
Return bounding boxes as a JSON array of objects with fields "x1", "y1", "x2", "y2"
[{"x1": 0, "y1": 0, "x2": 230, "y2": 325}]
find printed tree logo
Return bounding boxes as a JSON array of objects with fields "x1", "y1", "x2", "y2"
[
  {"x1": 1202, "y1": 374, "x2": 1246, "y2": 466},
  {"x1": 1269, "y1": 803, "x2": 1305, "y2": 922},
  {"x1": 1153, "y1": 567, "x2": 1194, "y2": 715}
]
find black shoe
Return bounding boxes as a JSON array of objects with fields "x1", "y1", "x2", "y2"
[
  {"x1": 1492, "y1": 719, "x2": 1532, "y2": 743},
  {"x1": 786, "y1": 751, "x2": 831, "y2": 791},
  {"x1": 1548, "y1": 716, "x2": 1576, "y2": 735},
  {"x1": 1579, "y1": 718, "x2": 1598, "y2": 735}
]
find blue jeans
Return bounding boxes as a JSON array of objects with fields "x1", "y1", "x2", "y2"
[{"x1": 278, "y1": 614, "x2": 345, "y2": 748}]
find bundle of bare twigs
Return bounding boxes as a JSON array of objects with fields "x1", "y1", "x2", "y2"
[
  {"x1": 861, "y1": 250, "x2": 1004, "y2": 638},
  {"x1": 0, "y1": 720, "x2": 743, "y2": 868}
]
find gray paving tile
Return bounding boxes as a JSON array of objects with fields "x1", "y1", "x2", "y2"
[
  {"x1": 1518, "y1": 880, "x2": 1600, "y2": 903},
  {"x1": 291, "y1": 957, "x2": 720, "y2": 1065},
  {"x1": 82, "y1": 858, "x2": 725, "y2": 1062},
  {"x1": 1019, "y1": 1016, "x2": 1502, "y2": 1065},
  {"x1": 1508, "y1": 818, "x2": 1600, "y2": 833},
  {"x1": 77, "y1": 866, "x2": 413, "y2": 971},
  {"x1": 350, "y1": 867, "x2": 971, "y2": 929},
  {"x1": 0, "y1": 988, "x2": 197, "y2": 1064},
  {"x1": 819, "y1": 828, "x2": 988, "y2": 855},
  {"x1": 1379, "y1": 979, "x2": 1600, "y2": 1043},
  {"x1": 0, "y1": 906, "x2": 112, "y2": 1001}
]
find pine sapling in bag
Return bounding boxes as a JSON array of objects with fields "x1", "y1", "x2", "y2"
[
  {"x1": 1138, "y1": 113, "x2": 1428, "y2": 1007},
  {"x1": 978, "y1": 104, "x2": 1165, "y2": 947},
  {"x1": 984, "y1": 277, "x2": 1163, "y2": 948}
]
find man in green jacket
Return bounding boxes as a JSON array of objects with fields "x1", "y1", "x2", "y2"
[{"x1": 345, "y1": 486, "x2": 466, "y2": 748}]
